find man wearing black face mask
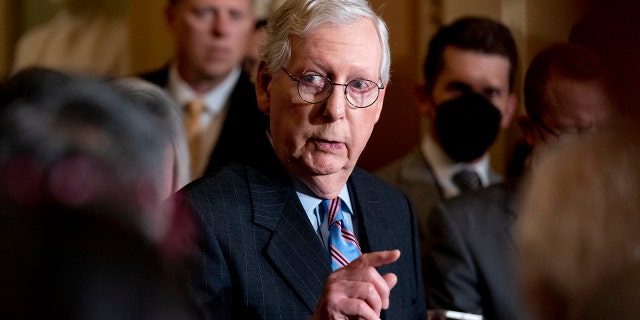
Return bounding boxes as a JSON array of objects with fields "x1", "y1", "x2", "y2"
[
  {"x1": 376, "y1": 16, "x2": 518, "y2": 312},
  {"x1": 433, "y1": 93, "x2": 503, "y2": 166},
  {"x1": 378, "y1": 16, "x2": 517, "y2": 203},
  {"x1": 423, "y1": 43, "x2": 614, "y2": 320}
]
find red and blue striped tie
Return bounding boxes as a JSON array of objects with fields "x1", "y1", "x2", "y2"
[{"x1": 320, "y1": 198, "x2": 362, "y2": 271}]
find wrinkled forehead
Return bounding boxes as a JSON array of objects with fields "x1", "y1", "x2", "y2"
[{"x1": 289, "y1": 20, "x2": 382, "y2": 73}]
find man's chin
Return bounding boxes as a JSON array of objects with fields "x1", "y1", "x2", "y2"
[
  {"x1": 305, "y1": 154, "x2": 352, "y2": 174},
  {"x1": 196, "y1": 65, "x2": 234, "y2": 81}
]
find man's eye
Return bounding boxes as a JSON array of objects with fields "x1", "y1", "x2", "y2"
[
  {"x1": 483, "y1": 88, "x2": 501, "y2": 99},
  {"x1": 229, "y1": 10, "x2": 244, "y2": 21},
  {"x1": 301, "y1": 74, "x2": 327, "y2": 86},
  {"x1": 349, "y1": 79, "x2": 374, "y2": 92},
  {"x1": 193, "y1": 8, "x2": 214, "y2": 18}
]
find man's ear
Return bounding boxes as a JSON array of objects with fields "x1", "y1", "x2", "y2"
[
  {"x1": 414, "y1": 83, "x2": 436, "y2": 120},
  {"x1": 255, "y1": 61, "x2": 272, "y2": 115},
  {"x1": 501, "y1": 94, "x2": 518, "y2": 128},
  {"x1": 165, "y1": 3, "x2": 176, "y2": 27},
  {"x1": 517, "y1": 114, "x2": 537, "y2": 147}
]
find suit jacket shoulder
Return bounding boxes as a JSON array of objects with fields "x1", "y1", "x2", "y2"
[
  {"x1": 203, "y1": 72, "x2": 271, "y2": 176},
  {"x1": 138, "y1": 65, "x2": 170, "y2": 88},
  {"x1": 375, "y1": 147, "x2": 443, "y2": 236}
]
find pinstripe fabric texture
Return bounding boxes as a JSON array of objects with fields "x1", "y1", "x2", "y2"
[{"x1": 182, "y1": 162, "x2": 427, "y2": 319}]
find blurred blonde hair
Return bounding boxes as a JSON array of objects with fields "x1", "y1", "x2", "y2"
[{"x1": 516, "y1": 117, "x2": 640, "y2": 319}]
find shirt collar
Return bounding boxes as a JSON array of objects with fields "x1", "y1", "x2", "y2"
[
  {"x1": 421, "y1": 134, "x2": 491, "y2": 197},
  {"x1": 297, "y1": 185, "x2": 353, "y2": 217},
  {"x1": 167, "y1": 64, "x2": 241, "y2": 114}
]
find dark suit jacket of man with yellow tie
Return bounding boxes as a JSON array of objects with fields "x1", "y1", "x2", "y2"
[{"x1": 140, "y1": 67, "x2": 271, "y2": 176}]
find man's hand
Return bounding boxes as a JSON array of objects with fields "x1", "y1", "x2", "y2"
[{"x1": 312, "y1": 250, "x2": 401, "y2": 320}]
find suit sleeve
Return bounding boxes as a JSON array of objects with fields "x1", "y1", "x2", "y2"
[
  {"x1": 406, "y1": 194, "x2": 428, "y2": 319},
  {"x1": 422, "y1": 201, "x2": 484, "y2": 315}
]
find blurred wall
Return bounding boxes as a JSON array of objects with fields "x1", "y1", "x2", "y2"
[
  {"x1": 0, "y1": 1, "x2": 20, "y2": 78},
  {"x1": 359, "y1": 0, "x2": 425, "y2": 171},
  {"x1": 128, "y1": 0, "x2": 173, "y2": 75}
]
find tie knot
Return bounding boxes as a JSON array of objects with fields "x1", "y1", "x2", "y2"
[
  {"x1": 320, "y1": 197, "x2": 343, "y2": 225},
  {"x1": 452, "y1": 169, "x2": 482, "y2": 192},
  {"x1": 184, "y1": 99, "x2": 205, "y2": 116}
]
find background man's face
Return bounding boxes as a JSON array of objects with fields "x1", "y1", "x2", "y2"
[
  {"x1": 168, "y1": 0, "x2": 254, "y2": 82},
  {"x1": 427, "y1": 46, "x2": 515, "y2": 128}
]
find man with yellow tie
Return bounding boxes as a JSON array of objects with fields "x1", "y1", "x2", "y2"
[{"x1": 141, "y1": 0, "x2": 271, "y2": 181}]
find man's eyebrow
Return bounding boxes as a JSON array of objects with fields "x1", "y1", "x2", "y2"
[{"x1": 445, "y1": 81, "x2": 473, "y2": 92}]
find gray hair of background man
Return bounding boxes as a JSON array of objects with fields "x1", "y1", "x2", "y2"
[{"x1": 260, "y1": 0, "x2": 391, "y2": 83}]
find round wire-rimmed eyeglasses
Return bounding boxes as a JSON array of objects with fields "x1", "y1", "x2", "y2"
[{"x1": 282, "y1": 68, "x2": 384, "y2": 108}]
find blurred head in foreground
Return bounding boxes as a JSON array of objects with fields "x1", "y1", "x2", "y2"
[
  {"x1": 114, "y1": 77, "x2": 191, "y2": 195},
  {"x1": 515, "y1": 119, "x2": 640, "y2": 320},
  {"x1": 0, "y1": 68, "x2": 196, "y2": 319}
]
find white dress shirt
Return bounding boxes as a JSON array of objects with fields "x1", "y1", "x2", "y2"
[
  {"x1": 167, "y1": 65, "x2": 241, "y2": 178},
  {"x1": 167, "y1": 64, "x2": 240, "y2": 128}
]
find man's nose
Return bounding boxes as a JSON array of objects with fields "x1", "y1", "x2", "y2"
[
  {"x1": 322, "y1": 86, "x2": 347, "y2": 121},
  {"x1": 211, "y1": 12, "x2": 230, "y2": 36}
]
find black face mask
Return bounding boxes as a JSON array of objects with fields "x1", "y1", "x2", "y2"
[{"x1": 434, "y1": 93, "x2": 502, "y2": 163}]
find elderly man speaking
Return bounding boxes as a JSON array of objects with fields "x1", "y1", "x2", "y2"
[{"x1": 180, "y1": 0, "x2": 426, "y2": 319}]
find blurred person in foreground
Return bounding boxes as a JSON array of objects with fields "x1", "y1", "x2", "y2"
[
  {"x1": 515, "y1": 117, "x2": 640, "y2": 320},
  {"x1": 179, "y1": 0, "x2": 426, "y2": 318},
  {"x1": 140, "y1": 0, "x2": 270, "y2": 181},
  {"x1": 423, "y1": 43, "x2": 614, "y2": 320},
  {"x1": 0, "y1": 69, "x2": 196, "y2": 319},
  {"x1": 115, "y1": 77, "x2": 191, "y2": 196},
  {"x1": 515, "y1": 2, "x2": 640, "y2": 318},
  {"x1": 376, "y1": 16, "x2": 518, "y2": 249}
]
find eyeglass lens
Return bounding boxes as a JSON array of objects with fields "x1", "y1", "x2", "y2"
[{"x1": 290, "y1": 71, "x2": 381, "y2": 108}]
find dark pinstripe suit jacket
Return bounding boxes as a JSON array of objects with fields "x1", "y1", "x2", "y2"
[{"x1": 181, "y1": 159, "x2": 427, "y2": 319}]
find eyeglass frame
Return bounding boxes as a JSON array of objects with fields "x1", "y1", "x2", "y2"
[{"x1": 281, "y1": 68, "x2": 385, "y2": 108}]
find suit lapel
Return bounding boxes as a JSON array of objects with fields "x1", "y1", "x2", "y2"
[
  {"x1": 348, "y1": 169, "x2": 398, "y2": 269},
  {"x1": 247, "y1": 167, "x2": 332, "y2": 312},
  {"x1": 348, "y1": 169, "x2": 414, "y2": 306}
]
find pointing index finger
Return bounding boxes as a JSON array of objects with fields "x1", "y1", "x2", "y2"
[{"x1": 349, "y1": 249, "x2": 401, "y2": 268}]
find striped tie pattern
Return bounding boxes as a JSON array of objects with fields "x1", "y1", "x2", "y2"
[{"x1": 320, "y1": 198, "x2": 362, "y2": 271}]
